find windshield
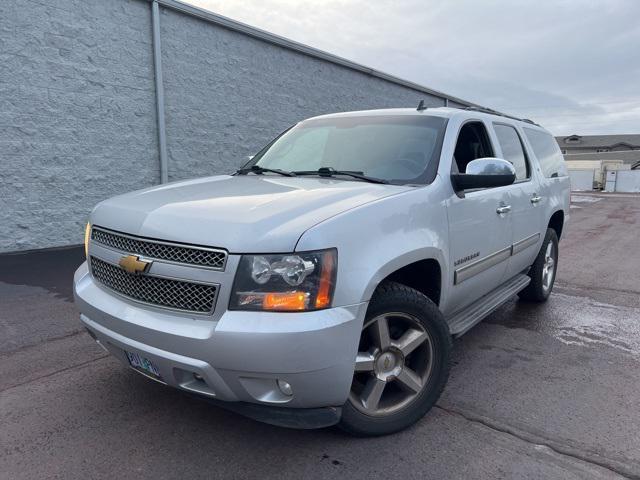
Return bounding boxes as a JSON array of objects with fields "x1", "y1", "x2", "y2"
[{"x1": 247, "y1": 115, "x2": 448, "y2": 184}]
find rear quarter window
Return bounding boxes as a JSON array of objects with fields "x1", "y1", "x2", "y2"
[
  {"x1": 494, "y1": 124, "x2": 529, "y2": 181},
  {"x1": 523, "y1": 128, "x2": 568, "y2": 178}
]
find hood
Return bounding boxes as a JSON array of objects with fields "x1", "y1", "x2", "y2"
[{"x1": 91, "y1": 175, "x2": 411, "y2": 252}]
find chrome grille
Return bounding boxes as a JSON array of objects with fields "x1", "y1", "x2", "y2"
[
  {"x1": 91, "y1": 227, "x2": 226, "y2": 270},
  {"x1": 90, "y1": 257, "x2": 218, "y2": 314}
]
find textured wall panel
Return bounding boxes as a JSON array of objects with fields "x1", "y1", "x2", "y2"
[
  {"x1": 1, "y1": 0, "x2": 460, "y2": 252},
  {"x1": 159, "y1": 8, "x2": 444, "y2": 181},
  {"x1": 0, "y1": 0, "x2": 157, "y2": 252}
]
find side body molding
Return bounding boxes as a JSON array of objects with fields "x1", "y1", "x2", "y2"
[{"x1": 454, "y1": 232, "x2": 540, "y2": 285}]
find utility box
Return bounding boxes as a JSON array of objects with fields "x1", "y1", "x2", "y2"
[{"x1": 605, "y1": 170, "x2": 617, "y2": 192}]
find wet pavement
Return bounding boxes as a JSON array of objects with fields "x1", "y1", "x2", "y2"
[{"x1": 1, "y1": 193, "x2": 639, "y2": 479}]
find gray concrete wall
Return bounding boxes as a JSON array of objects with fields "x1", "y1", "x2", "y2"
[
  {"x1": 159, "y1": 7, "x2": 446, "y2": 181},
  {"x1": 1, "y1": 0, "x2": 473, "y2": 253},
  {"x1": 0, "y1": 0, "x2": 159, "y2": 252}
]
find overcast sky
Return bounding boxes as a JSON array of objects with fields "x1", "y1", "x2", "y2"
[{"x1": 187, "y1": 0, "x2": 639, "y2": 135}]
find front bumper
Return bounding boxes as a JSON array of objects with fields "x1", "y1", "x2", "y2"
[{"x1": 74, "y1": 262, "x2": 366, "y2": 424}]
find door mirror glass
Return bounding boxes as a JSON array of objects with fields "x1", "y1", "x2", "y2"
[{"x1": 451, "y1": 157, "x2": 516, "y2": 191}]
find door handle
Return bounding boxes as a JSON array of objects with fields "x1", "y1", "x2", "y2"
[
  {"x1": 531, "y1": 195, "x2": 542, "y2": 204},
  {"x1": 496, "y1": 205, "x2": 511, "y2": 214}
]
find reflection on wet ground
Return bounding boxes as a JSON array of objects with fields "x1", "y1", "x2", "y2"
[
  {"x1": 0, "y1": 246, "x2": 84, "y2": 302},
  {"x1": 570, "y1": 195, "x2": 602, "y2": 204},
  {"x1": 486, "y1": 292, "x2": 640, "y2": 356}
]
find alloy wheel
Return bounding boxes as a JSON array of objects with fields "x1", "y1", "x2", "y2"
[
  {"x1": 349, "y1": 312, "x2": 434, "y2": 416},
  {"x1": 542, "y1": 241, "x2": 556, "y2": 293}
]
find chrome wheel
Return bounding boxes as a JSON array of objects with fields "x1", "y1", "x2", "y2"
[
  {"x1": 349, "y1": 312, "x2": 434, "y2": 416},
  {"x1": 542, "y1": 241, "x2": 556, "y2": 293}
]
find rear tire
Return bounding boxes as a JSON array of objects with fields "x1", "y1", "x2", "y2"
[
  {"x1": 339, "y1": 281, "x2": 451, "y2": 436},
  {"x1": 518, "y1": 228, "x2": 559, "y2": 302}
]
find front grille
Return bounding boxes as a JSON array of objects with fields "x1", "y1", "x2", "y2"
[
  {"x1": 90, "y1": 257, "x2": 218, "y2": 314},
  {"x1": 91, "y1": 227, "x2": 226, "y2": 270}
]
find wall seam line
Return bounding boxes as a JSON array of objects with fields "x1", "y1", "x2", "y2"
[{"x1": 151, "y1": 0, "x2": 169, "y2": 184}]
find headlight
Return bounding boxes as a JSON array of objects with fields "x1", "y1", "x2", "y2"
[
  {"x1": 230, "y1": 249, "x2": 337, "y2": 311},
  {"x1": 84, "y1": 222, "x2": 91, "y2": 258}
]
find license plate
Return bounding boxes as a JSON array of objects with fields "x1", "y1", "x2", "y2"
[{"x1": 125, "y1": 350, "x2": 161, "y2": 378}]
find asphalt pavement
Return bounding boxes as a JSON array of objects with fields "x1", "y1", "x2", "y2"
[{"x1": 1, "y1": 193, "x2": 639, "y2": 479}]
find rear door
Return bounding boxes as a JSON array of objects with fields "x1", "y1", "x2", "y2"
[
  {"x1": 492, "y1": 123, "x2": 544, "y2": 279},
  {"x1": 445, "y1": 120, "x2": 513, "y2": 314}
]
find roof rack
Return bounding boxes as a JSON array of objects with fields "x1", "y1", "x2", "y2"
[{"x1": 462, "y1": 106, "x2": 539, "y2": 126}]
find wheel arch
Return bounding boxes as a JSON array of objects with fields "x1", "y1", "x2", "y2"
[
  {"x1": 363, "y1": 250, "x2": 445, "y2": 306},
  {"x1": 548, "y1": 209, "x2": 565, "y2": 239}
]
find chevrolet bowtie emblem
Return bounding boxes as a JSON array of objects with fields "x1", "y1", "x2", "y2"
[{"x1": 118, "y1": 255, "x2": 152, "y2": 275}]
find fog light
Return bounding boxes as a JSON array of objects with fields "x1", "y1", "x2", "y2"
[{"x1": 277, "y1": 379, "x2": 293, "y2": 396}]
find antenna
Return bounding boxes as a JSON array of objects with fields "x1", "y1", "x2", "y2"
[{"x1": 417, "y1": 100, "x2": 427, "y2": 111}]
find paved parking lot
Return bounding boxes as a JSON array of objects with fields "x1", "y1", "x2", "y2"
[{"x1": 1, "y1": 193, "x2": 639, "y2": 479}]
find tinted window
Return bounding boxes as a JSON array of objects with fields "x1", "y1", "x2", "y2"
[
  {"x1": 494, "y1": 124, "x2": 529, "y2": 181},
  {"x1": 453, "y1": 122, "x2": 494, "y2": 173},
  {"x1": 524, "y1": 128, "x2": 568, "y2": 178},
  {"x1": 251, "y1": 115, "x2": 448, "y2": 184}
]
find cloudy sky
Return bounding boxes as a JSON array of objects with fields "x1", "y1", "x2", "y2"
[{"x1": 187, "y1": 0, "x2": 639, "y2": 135}]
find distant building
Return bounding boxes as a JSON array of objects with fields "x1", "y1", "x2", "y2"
[
  {"x1": 555, "y1": 134, "x2": 640, "y2": 155},
  {"x1": 556, "y1": 134, "x2": 640, "y2": 169}
]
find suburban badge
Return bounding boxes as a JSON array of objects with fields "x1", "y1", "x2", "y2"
[{"x1": 454, "y1": 251, "x2": 480, "y2": 267}]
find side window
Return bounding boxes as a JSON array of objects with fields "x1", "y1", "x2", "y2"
[
  {"x1": 453, "y1": 122, "x2": 494, "y2": 173},
  {"x1": 524, "y1": 128, "x2": 568, "y2": 178},
  {"x1": 494, "y1": 124, "x2": 529, "y2": 181}
]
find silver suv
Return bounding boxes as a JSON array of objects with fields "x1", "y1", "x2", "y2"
[{"x1": 74, "y1": 106, "x2": 570, "y2": 436}]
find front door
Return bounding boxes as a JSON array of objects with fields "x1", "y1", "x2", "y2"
[
  {"x1": 446, "y1": 188, "x2": 513, "y2": 315},
  {"x1": 444, "y1": 120, "x2": 513, "y2": 315}
]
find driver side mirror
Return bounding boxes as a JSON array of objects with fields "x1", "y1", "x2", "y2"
[{"x1": 451, "y1": 157, "x2": 516, "y2": 191}]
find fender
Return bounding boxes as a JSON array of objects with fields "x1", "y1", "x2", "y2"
[
  {"x1": 361, "y1": 248, "x2": 445, "y2": 303},
  {"x1": 295, "y1": 183, "x2": 451, "y2": 308}
]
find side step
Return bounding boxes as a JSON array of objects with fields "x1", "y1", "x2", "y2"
[{"x1": 446, "y1": 274, "x2": 531, "y2": 337}]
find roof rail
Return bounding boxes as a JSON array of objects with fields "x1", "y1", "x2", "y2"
[{"x1": 462, "y1": 106, "x2": 540, "y2": 126}]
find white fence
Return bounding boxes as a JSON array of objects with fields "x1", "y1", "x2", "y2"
[
  {"x1": 614, "y1": 170, "x2": 640, "y2": 192},
  {"x1": 569, "y1": 170, "x2": 595, "y2": 191},
  {"x1": 569, "y1": 168, "x2": 640, "y2": 192}
]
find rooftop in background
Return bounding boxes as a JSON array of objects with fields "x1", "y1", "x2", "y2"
[
  {"x1": 558, "y1": 134, "x2": 640, "y2": 166},
  {"x1": 556, "y1": 134, "x2": 640, "y2": 151}
]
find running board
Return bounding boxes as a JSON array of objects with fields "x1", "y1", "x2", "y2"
[{"x1": 446, "y1": 274, "x2": 531, "y2": 337}]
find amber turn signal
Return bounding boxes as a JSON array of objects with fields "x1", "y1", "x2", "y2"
[
  {"x1": 84, "y1": 223, "x2": 91, "y2": 258},
  {"x1": 315, "y1": 251, "x2": 336, "y2": 309},
  {"x1": 263, "y1": 291, "x2": 309, "y2": 311}
]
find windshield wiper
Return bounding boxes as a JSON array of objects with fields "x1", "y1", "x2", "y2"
[
  {"x1": 292, "y1": 167, "x2": 389, "y2": 184},
  {"x1": 235, "y1": 165, "x2": 296, "y2": 177}
]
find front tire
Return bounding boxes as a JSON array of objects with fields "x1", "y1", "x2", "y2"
[
  {"x1": 518, "y1": 228, "x2": 559, "y2": 302},
  {"x1": 339, "y1": 282, "x2": 451, "y2": 436}
]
